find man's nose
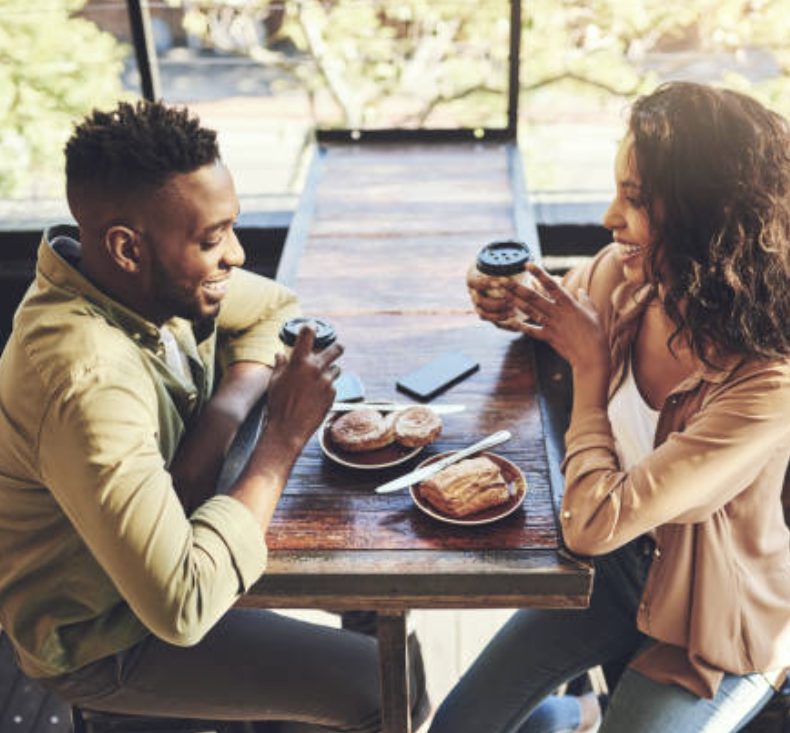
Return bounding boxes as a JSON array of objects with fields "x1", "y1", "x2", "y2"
[{"x1": 223, "y1": 229, "x2": 245, "y2": 268}]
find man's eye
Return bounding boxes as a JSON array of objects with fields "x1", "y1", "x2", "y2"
[{"x1": 202, "y1": 237, "x2": 222, "y2": 249}]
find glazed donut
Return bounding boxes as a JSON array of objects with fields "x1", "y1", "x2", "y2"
[
  {"x1": 329, "y1": 409, "x2": 396, "y2": 453},
  {"x1": 394, "y1": 406, "x2": 443, "y2": 448}
]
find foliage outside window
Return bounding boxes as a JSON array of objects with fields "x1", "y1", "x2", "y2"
[
  {"x1": 2, "y1": 0, "x2": 790, "y2": 209},
  {"x1": 0, "y1": 0, "x2": 128, "y2": 198}
]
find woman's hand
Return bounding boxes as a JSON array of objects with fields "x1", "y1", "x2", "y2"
[
  {"x1": 466, "y1": 264, "x2": 520, "y2": 331},
  {"x1": 506, "y1": 264, "x2": 610, "y2": 375}
]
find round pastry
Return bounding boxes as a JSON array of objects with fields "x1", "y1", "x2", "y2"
[
  {"x1": 394, "y1": 406, "x2": 443, "y2": 448},
  {"x1": 329, "y1": 409, "x2": 396, "y2": 453}
]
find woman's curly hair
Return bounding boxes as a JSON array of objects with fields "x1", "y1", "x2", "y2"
[
  {"x1": 65, "y1": 100, "x2": 219, "y2": 195},
  {"x1": 629, "y1": 81, "x2": 790, "y2": 364}
]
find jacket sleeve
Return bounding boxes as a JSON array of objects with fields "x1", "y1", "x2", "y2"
[
  {"x1": 560, "y1": 362, "x2": 790, "y2": 555},
  {"x1": 215, "y1": 267, "x2": 302, "y2": 369},
  {"x1": 37, "y1": 353, "x2": 269, "y2": 646}
]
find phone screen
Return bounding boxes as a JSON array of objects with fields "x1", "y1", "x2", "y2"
[
  {"x1": 396, "y1": 352, "x2": 479, "y2": 401},
  {"x1": 334, "y1": 371, "x2": 365, "y2": 402}
]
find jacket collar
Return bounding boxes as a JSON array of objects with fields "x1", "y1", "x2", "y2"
[{"x1": 39, "y1": 226, "x2": 172, "y2": 351}]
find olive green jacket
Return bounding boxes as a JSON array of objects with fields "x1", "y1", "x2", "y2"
[{"x1": 0, "y1": 229, "x2": 300, "y2": 678}]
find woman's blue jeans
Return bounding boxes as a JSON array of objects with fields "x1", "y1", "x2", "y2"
[{"x1": 429, "y1": 536, "x2": 774, "y2": 733}]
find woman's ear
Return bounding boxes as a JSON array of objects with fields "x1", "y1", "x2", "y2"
[{"x1": 104, "y1": 225, "x2": 142, "y2": 274}]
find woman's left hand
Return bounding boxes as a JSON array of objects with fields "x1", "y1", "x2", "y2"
[{"x1": 507, "y1": 264, "x2": 610, "y2": 374}]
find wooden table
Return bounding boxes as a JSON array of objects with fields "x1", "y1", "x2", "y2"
[{"x1": 223, "y1": 142, "x2": 593, "y2": 733}]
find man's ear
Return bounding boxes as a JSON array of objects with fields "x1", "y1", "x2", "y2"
[{"x1": 104, "y1": 225, "x2": 143, "y2": 274}]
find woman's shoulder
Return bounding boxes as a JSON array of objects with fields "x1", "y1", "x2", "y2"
[
  {"x1": 705, "y1": 355, "x2": 790, "y2": 415},
  {"x1": 726, "y1": 354, "x2": 790, "y2": 384}
]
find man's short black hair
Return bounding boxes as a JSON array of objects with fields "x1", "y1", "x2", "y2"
[{"x1": 65, "y1": 100, "x2": 220, "y2": 194}]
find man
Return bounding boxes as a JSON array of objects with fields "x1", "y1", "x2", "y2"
[{"x1": 0, "y1": 101, "x2": 426, "y2": 731}]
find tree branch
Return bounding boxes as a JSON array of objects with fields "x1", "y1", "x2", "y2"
[
  {"x1": 522, "y1": 71, "x2": 641, "y2": 97},
  {"x1": 414, "y1": 83, "x2": 504, "y2": 126}
]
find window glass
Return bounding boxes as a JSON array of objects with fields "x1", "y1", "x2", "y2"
[
  {"x1": 520, "y1": 0, "x2": 790, "y2": 202},
  {"x1": 2, "y1": 1, "x2": 790, "y2": 225},
  {"x1": 0, "y1": 0, "x2": 131, "y2": 226},
  {"x1": 158, "y1": 0, "x2": 512, "y2": 206}
]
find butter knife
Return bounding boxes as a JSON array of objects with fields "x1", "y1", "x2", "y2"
[
  {"x1": 374, "y1": 430, "x2": 512, "y2": 494},
  {"x1": 332, "y1": 402, "x2": 466, "y2": 415}
]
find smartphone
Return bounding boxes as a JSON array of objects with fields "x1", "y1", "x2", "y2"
[
  {"x1": 334, "y1": 371, "x2": 365, "y2": 402},
  {"x1": 396, "y1": 352, "x2": 480, "y2": 402}
]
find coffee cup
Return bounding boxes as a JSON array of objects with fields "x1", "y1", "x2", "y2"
[
  {"x1": 279, "y1": 317, "x2": 337, "y2": 352},
  {"x1": 473, "y1": 240, "x2": 533, "y2": 325},
  {"x1": 475, "y1": 240, "x2": 533, "y2": 294}
]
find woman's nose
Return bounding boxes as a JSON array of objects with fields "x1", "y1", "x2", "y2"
[{"x1": 602, "y1": 200, "x2": 623, "y2": 232}]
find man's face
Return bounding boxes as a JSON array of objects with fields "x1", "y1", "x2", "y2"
[{"x1": 138, "y1": 161, "x2": 244, "y2": 322}]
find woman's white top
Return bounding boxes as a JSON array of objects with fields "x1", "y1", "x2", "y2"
[{"x1": 607, "y1": 358, "x2": 660, "y2": 470}]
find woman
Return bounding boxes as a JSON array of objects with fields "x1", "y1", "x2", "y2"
[{"x1": 430, "y1": 81, "x2": 790, "y2": 733}]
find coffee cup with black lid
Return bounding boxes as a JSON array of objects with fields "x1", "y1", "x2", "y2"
[
  {"x1": 279, "y1": 317, "x2": 337, "y2": 352},
  {"x1": 475, "y1": 240, "x2": 533, "y2": 294},
  {"x1": 473, "y1": 240, "x2": 533, "y2": 325}
]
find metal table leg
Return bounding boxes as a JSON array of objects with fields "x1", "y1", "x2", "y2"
[{"x1": 377, "y1": 611, "x2": 411, "y2": 733}]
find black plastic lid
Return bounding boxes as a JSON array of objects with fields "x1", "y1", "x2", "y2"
[
  {"x1": 279, "y1": 317, "x2": 336, "y2": 351},
  {"x1": 476, "y1": 240, "x2": 532, "y2": 276}
]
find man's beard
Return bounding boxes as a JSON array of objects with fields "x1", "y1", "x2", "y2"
[{"x1": 150, "y1": 254, "x2": 214, "y2": 323}]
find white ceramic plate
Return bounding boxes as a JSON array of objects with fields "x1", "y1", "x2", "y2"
[
  {"x1": 319, "y1": 411, "x2": 424, "y2": 470},
  {"x1": 409, "y1": 451, "x2": 527, "y2": 526}
]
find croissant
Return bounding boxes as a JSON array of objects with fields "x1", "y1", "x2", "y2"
[{"x1": 419, "y1": 456, "x2": 510, "y2": 518}]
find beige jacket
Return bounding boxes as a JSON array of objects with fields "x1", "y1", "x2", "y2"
[
  {"x1": 0, "y1": 229, "x2": 300, "y2": 677},
  {"x1": 560, "y1": 244, "x2": 790, "y2": 698}
]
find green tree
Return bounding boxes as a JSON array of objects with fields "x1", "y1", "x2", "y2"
[
  {"x1": 172, "y1": 0, "x2": 790, "y2": 127},
  {"x1": 174, "y1": 0, "x2": 514, "y2": 128},
  {"x1": 0, "y1": 0, "x2": 128, "y2": 197},
  {"x1": 522, "y1": 0, "x2": 790, "y2": 114}
]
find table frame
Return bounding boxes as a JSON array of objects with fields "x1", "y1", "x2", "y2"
[{"x1": 221, "y1": 141, "x2": 592, "y2": 732}]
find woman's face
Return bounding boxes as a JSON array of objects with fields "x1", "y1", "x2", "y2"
[{"x1": 602, "y1": 136, "x2": 655, "y2": 285}]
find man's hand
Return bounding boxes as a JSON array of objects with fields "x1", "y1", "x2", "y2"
[
  {"x1": 229, "y1": 326, "x2": 343, "y2": 531},
  {"x1": 264, "y1": 325, "x2": 343, "y2": 454}
]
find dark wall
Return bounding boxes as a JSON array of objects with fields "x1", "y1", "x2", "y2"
[{"x1": 537, "y1": 223, "x2": 610, "y2": 257}]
